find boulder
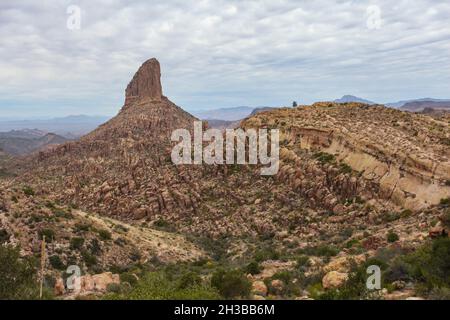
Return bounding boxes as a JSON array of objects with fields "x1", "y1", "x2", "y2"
[
  {"x1": 322, "y1": 271, "x2": 348, "y2": 289},
  {"x1": 270, "y1": 279, "x2": 285, "y2": 295},
  {"x1": 252, "y1": 281, "x2": 268, "y2": 297},
  {"x1": 324, "y1": 255, "x2": 365, "y2": 273},
  {"x1": 92, "y1": 272, "x2": 120, "y2": 292},
  {"x1": 54, "y1": 277, "x2": 65, "y2": 296},
  {"x1": 81, "y1": 274, "x2": 95, "y2": 292},
  {"x1": 429, "y1": 225, "x2": 448, "y2": 238}
]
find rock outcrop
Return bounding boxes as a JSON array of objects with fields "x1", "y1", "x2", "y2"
[
  {"x1": 124, "y1": 58, "x2": 163, "y2": 105},
  {"x1": 322, "y1": 271, "x2": 349, "y2": 289}
]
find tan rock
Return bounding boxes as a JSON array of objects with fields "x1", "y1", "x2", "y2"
[
  {"x1": 252, "y1": 281, "x2": 268, "y2": 297},
  {"x1": 92, "y1": 272, "x2": 120, "y2": 292},
  {"x1": 322, "y1": 271, "x2": 348, "y2": 289},
  {"x1": 270, "y1": 279, "x2": 285, "y2": 295},
  {"x1": 324, "y1": 255, "x2": 366, "y2": 273},
  {"x1": 81, "y1": 274, "x2": 95, "y2": 292},
  {"x1": 54, "y1": 277, "x2": 65, "y2": 296}
]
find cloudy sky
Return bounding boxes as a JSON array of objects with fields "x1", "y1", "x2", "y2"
[{"x1": 1, "y1": 0, "x2": 449, "y2": 118}]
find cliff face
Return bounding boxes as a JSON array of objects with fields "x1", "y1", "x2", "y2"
[{"x1": 124, "y1": 58, "x2": 163, "y2": 105}]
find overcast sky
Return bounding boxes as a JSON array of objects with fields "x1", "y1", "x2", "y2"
[{"x1": 1, "y1": 0, "x2": 449, "y2": 118}]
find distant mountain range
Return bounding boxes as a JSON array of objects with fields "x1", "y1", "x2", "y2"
[
  {"x1": 400, "y1": 100, "x2": 450, "y2": 112},
  {"x1": 385, "y1": 98, "x2": 450, "y2": 108},
  {"x1": 333, "y1": 95, "x2": 450, "y2": 110},
  {"x1": 0, "y1": 129, "x2": 69, "y2": 156},
  {"x1": 192, "y1": 106, "x2": 256, "y2": 121},
  {"x1": 334, "y1": 95, "x2": 376, "y2": 105},
  {"x1": 198, "y1": 96, "x2": 450, "y2": 124},
  {"x1": 0, "y1": 115, "x2": 110, "y2": 138},
  {"x1": 200, "y1": 106, "x2": 278, "y2": 129}
]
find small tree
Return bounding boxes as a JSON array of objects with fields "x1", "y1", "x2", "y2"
[
  {"x1": 211, "y1": 269, "x2": 251, "y2": 298},
  {"x1": 292, "y1": 101, "x2": 298, "y2": 107},
  {"x1": 0, "y1": 245, "x2": 39, "y2": 299}
]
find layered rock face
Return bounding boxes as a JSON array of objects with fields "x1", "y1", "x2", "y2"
[
  {"x1": 124, "y1": 58, "x2": 163, "y2": 105},
  {"x1": 242, "y1": 102, "x2": 450, "y2": 210}
]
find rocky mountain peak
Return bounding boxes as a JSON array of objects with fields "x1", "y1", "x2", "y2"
[{"x1": 124, "y1": 58, "x2": 163, "y2": 105}]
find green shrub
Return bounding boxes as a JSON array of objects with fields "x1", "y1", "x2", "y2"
[
  {"x1": 74, "y1": 223, "x2": 91, "y2": 233},
  {"x1": 339, "y1": 163, "x2": 353, "y2": 174},
  {"x1": 345, "y1": 239, "x2": 360, "y2": 249},
  {"x1": 0, "y1": 245, "x2": 39, "y2": 299},
  {"x1": 89, "y1": 238, "x2": 102, "y2": 255},
  {"x1": 113, "y1": 224, "x2": 129, "y2": 233},
  {"x1": 22, "y1": 186, "x2": 35, "y2": 197},
  {"x1": 120, "y1": 273, "x2": 138, "y2": 286},
  {"x1": 313, "y1": 152, "x2": 336, "y2": 164},
  {"x1": 384, "y1": 259, "x2": 410, "y2": 283},
  {"x1": 81, "y1": 250, "x2": 97, "y2": 267},
  {"x1": 440, "y1": 197, "x2": 450, "y2": 207},
  {"x1": 244, "y1": 261, "x2": 261, "y2": 275},
  {"x1": 106, "y1": 283, "x2": 121, "y2": 293},
  {"x1": 403, "y1": 237, "x2": 450, "y2": 291},
  {"x1": 441, "y1": 209, "x2": 450, "y2": 228},
  {"x1": 211, "y1": 269, "x2": 251, "y2": 299},
  {"x1": 45, "y1": 201, "x2": 56, "y2": 209},
  {"x1": 70, "y1": 237, "x2": 85, "y2": 250},
  {"x1": 384, "y1": 212, "x2": 401, "y2": 222},
  {"x1": 49, "y1": 255, "x2": 65, "y2": 270},
  {"x1": 177, "y1": 272, "x2": 202, "y2": 290},
  {"x1": 0, "y1": 228, "x2": 10, "y2": 243},
  {"x1": 129, "y1": 249, "x2": 141, "y2": 262},
  {"x1": 38, "y1": 229, "x2": 56, "y2": 242},
  {"x1": 296, "y1": 256, "x2": 310, "y2": 268},
  {"x1": 387, "y1": 231, "x2": 399, "y2": 243},
  {"x1": 53, "y1": 209, "x2": 73, "y2": 219},
  {"x1": 98, "y1": 229, "x2": 112, "y2": 241},
  {"x1": 298, "y1": 244, "x2": 339, "y2": 258},
  {"x1": 428, "y1": 287, "x2": 450, "y2": 300},
  {"x1": 153, "y1": 218, "x2": 174, "y2": 231},
  {"x1": 104, "y1": 272, "x2": 220, "y2": 300},
  {"x1": 400, "y1": 209, "x2": 413, "y2": 218},
  {"x1": 254, "y1": 247, "x2": 280, "y2": 262},
  {"x1": 384, "y1": 238, "x2": 450, "y2": 297}
]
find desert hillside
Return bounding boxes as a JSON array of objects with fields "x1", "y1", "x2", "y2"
[{"x1": 1, "y1": 59, "x2": 449, "y2": 300}]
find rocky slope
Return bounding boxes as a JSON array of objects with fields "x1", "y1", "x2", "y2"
[
  {"x1": 1, "y1": 58, "x2": 449, "y2": 299},
  {"x1": 242, "y1": 102, "x2": 450, "y2": 211},
  {"x1": 12, "y1": 59, "x2": 449, "y2": 243}
]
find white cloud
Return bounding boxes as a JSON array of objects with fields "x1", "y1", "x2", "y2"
[{"x1": 0, "y1": 0, "x2": 449, "y2": 118}]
